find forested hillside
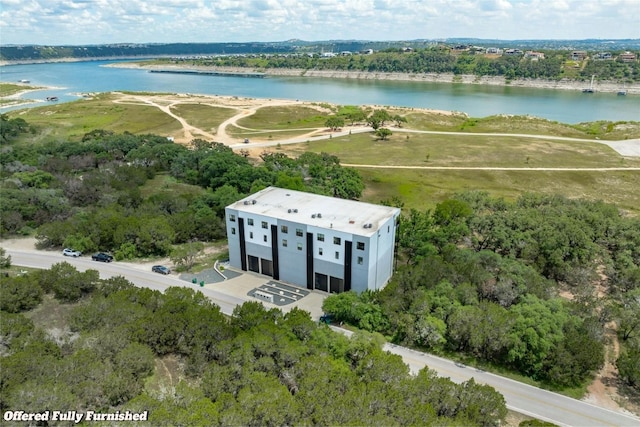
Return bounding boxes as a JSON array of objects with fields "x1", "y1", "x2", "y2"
[
  {"x1": 324, "y1": 193, "x2": 640, "y2": 390},
  {"x1": 0, "y1": 118, "x2": 363, "y2": 259},
  {"x1": 0, "y1": 265, "x2": 507, "y2": 426},
  {"x1": 2, "y1": 112, "x2": 639, "y2": 417},
  {"x1": 183, "y1": 47, "x2": 639, "y2": 82}
]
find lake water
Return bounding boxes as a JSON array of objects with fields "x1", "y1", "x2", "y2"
[{"x1": 1, "y1": 60, "x2": 638, "y2": 123}]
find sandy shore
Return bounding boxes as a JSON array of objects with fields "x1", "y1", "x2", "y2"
[{"x1": 106, "y1": 62, "x2": 639, "y2": 95}]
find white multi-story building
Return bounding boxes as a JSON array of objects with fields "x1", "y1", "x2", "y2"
[{"x1": 225, "y1": 187, "x2": 401, "y2": 294}]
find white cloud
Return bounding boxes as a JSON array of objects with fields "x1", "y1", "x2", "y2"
[{"x1": 0, "y1": 0, "x2": 638, "y2": 45}]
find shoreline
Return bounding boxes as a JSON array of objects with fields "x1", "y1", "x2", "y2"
[
  {"x1": 2, "y1": 57, "x2": 638, "y2": 94},
  {"x1": 105, "y1": 62, "x2": 640, "y2": 95}
]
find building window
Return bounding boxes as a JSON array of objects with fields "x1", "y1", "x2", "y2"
[
  {"x1": 334, "y1": 237, "x2": 341, "y2": 245},
  {"x1": 263, "y1": 235, "x2": 267, "y2": 242},
  {"x1": 297, "y1": 243, "x2": 303, "y2": 251},
  {"x1": 296, "y1": 228, "x2": 303, "y2": 237},
  {"x1": 231, "y1": 227, "x2": 236, "y2": 235},
  {"x1": 283, "y1": 239, "x2": 288, "y2": 247},
  {"x1": 317, "y1": 233, "x2": 324, "y2": 242},
  {"x1": 248, "y1": 218, "x2": 254, "y2": 226},
  {"x1": 262, "y1": 221, "x2": 268, "y2": 229},
  {"x1": 318, "y1": 248, "x2": 323, "y2": 256},
  {"x1": 357, "y1": 242, "x2": 365, "y2": 250},
  {"x1": 388, "y1": 225, "x2": 390, "y2": 233},
  {"x1": 229, "y1": 214, "x2": 236, "y2": 222},
  {"x1": 249, "y1": 232, "x2": 253, "y2": 239},
  {"x1": 357, "y1": 256, "x2": 363, "y2": 265},
  {"x1": 334, "y1": 251, "x2": 339, "y2": 260},
  {"x1": 281, "y1": 225, "x2": 288, "y2": 234}
]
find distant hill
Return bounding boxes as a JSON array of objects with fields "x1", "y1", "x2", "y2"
[{"x1": 1, "y1": 39, "x2": 639, "y2": 61}]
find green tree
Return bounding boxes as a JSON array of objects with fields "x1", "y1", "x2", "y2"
[
  {"x1": 614, "y1": 288, "x2": 640, "y2": 341},
  {"x1": 368, "y1": 109, "x2": 391, "y2": 130},
  {"x1": 0, "y1": 247, "x2": 11, "y2": 268},
  {"x1": 325, "y1": 116, "x2": 345, "y2": 131},
  {"x1": 507, "y1": 295, "x2": 568, "y2": 377},
  {"x1": 0, "y1": 274, "x2": 43, "y2": 312},
  {"x1": 170, "y1": 241, "x2": 205, "y2": 272},
  {"x1": 375, "y1": 127, "x2": 392, "y2": 140},
  {"x1": 617, "y1": 342, "x2": 640, "y2": 388},
  {"x1": 39, "y1": 262, "x2": 99, "y2": 303},
  {"x1": 392, "y1": 114, "x2": 408, "y2": 127}
]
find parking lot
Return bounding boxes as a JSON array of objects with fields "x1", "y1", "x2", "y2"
[{"x1": 181, "y1": 266, "x2": 327, "y2": 319}]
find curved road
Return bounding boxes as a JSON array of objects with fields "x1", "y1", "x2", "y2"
[{"x1": 4, "y1": 247, "x2": 640, "y2": 427}]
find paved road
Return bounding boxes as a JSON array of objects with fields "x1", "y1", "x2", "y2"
[
  {"x1": 5, "y1": 247, "x2": 640, "y2": 427},
  {"x1": 333, "y1": 327, "x2": 640, "y2": 427},
  {"x1": 6, "y1": 249, "x2": 245, "y2": 314}
]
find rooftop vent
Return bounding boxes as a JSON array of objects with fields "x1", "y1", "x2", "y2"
[
  {"x1": 288, "y1": 209, "x2": 292, "y2": 213},
  {"x1": 251, "y1": 200, "x2": 256, "y2": 205},
  {"x1": 311, "y1": 214, "x2": 316, "y2": 218},
  {"x1": 293, "y1": 209, "x2": 298, "y2": 213},
  {"x1": 243, "y1": 200, "x2": 250, "y2": 205},
  {"x1": 363, "y1": 223, "x2": 373, "y2": 229},
  {"x1": 317, "y1": 213, "x2": 322, "y2": 218}
]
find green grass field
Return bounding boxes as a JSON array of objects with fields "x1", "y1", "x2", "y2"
[
  {"x1": 281, "y1": 131, "x2": 640, "y2": 213},
  {"x1": 235, "y1": 105, "x2": 329, "y2": 129},
  {"x1": 0, "y1": 83, "x2": 41, "y2": 97},
  {"x1": 169, "y1": 103, "x2": 238, "y2": 136},
  {"x1": 283, "y1": 131, "x2": 640, "y2": 168},
  {"x1": 355, "y1": 168, "x2": 640, "y2": 213},
  {"x1": 0, "y1": 83, "x2": 43, "y2": 106},
  {"x1": 226, "y1": 124, "x2": 320, "y2": 140},
  {"x1": 5, "y1": 91, "x2": 640, "y2": 215},
  {"x1": 12, "y1": 94, "x2": 182, "y2": 142},
  {"x1": 402, "y1": 109, "x2": 640, "y2": 140}
]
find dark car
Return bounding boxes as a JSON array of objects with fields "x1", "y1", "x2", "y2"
[
  {"x1": 319, "y1": 313, "x2": 334, "y2": 325},
  {"x1": 152, "y1": 265, "x2": 171, "y2": 275},
  {"x1": 91, "y1": 252, "x2": 113, "y2": 262}
]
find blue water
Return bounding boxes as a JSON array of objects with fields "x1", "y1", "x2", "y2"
[{"x1": 1, "y1": 60, "x2": 639, "y2": 123}]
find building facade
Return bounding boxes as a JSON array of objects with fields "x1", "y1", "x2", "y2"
[{"x1": 225, "y1": 187, "x2": 401, "y2": 294}]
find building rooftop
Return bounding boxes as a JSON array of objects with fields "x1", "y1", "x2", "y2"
[{"x1": 227, "y1": 187, "x2": 400, "y2": 237}]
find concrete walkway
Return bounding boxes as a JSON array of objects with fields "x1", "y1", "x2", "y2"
[{"x1": 201, "y1": 267, "x2": 327, "y2": 319}]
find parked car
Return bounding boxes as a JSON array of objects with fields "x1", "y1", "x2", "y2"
[
  {"x1": 62, "y1": 248, "x2": 82, "y2": 257},
  {"x1": 152, "y1": 265, "x2": 171, "y2": 275},
  {"x1": 91, "y1": 252, "x2": 113, "y2": 262},
  {"x1": 319, "y1": 313, "x2": 334, "y2": 325}
]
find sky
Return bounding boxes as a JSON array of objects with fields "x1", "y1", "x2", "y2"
[{"x1": 1, "y1": 0, "x2": 639, "y2": 46}]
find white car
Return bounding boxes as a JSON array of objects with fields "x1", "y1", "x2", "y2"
[{"x1": 62, "y1": 248, "x2": 82, "y2": 257}]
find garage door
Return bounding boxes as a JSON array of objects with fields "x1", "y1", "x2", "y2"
[
  {"x1": 315, "y1": 273, "x2": 328, "y2": 292},
  {"x1": 261, "y1": 258, "x2": 273, "y2": 277},
  {"x1": 248, "y1": 255, "x2": 260, "y2": 273},
  {"x1": 330, "y1": 276, "x2": 344, "y2": 293}
]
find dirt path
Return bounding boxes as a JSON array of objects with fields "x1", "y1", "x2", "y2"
[
  {"x1": 113, "y1": 93, "x2": 218, "y2": 143},
  {"x1": 583, "y1": 321, "x2": 627, "y2": 412},
  {"x1": 214, "y1": 98, "x2": 309, "y2": 145},
  {"x1": 108, "y1": 92, "x2": 640, "y2": 158}
]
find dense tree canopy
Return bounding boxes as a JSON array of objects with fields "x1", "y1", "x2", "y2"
[
  {"x1": 1, "y1": 129, "x2": 364, "y2": 258},
  {"x1": 192, "y1": 47, "x2": 640, "y2": 83},
  {"x1": 0, "y1": 265, "x2": 508, "y2": 425},
  {"x1": 325, "y1": 192, "x2": 640, "y2": 388}
]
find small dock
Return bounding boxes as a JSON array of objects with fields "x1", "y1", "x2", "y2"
[{"x1": 149, "y1": 69, "x2": 266, "y2": 78}]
